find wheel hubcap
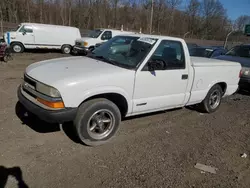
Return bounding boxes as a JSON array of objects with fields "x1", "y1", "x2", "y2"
[
  {"x1": 87, "y1": 109, "x2": 115, "y2": 140},
  {"x1": 13, "y1": 45, "x2": 21, "y2": 52},
  {"x1": 64, "y1": 47, "x2": 70, "y2": 54},
  {"x1": 209, "y1": 90, "x2": 221, "y2": 109}
]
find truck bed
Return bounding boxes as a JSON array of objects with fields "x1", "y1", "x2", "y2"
[
  {"x1": 187, "y1": 56, "x2": 241, "y2": 106},
  {"x1": 191, "y1": 56, "x2": 239, "y2": 67}
]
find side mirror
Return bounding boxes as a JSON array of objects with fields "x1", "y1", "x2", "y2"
[
  {"x1": 101, "y1": 35, "x2": 107, "y2": 40},
  {"x1": 22, "y1": 31, "x2": 26, "y2": 35},
  {"x1": 148, "y1": 59, "x2": 166, "y2": 71},
  {"x1": 101, "y1": 35, "x2": 111, "y2": 41}
]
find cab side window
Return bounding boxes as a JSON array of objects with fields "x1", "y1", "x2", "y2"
[
  {"x1": 101, "y1": 31, "x2": 112, "y2": 40},
  {"x1": 144, "y1": 40, "x2": 185, "y2": 70},
  {"x1": 19, "y1": 25, "x2": 33, "y2": 33}
]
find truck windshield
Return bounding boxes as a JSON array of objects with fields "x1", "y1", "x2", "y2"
[
  {"x1": 87, "y1": 36, "x2": 158, "y2": 69},
  {"x1": 226, "y1": 45, "x2": 250, "y2": 58},
  {"x1": 16, "y1": 25, "x2": 22, "y2": 31},
  {"x1": 87, "y1": 30, "x2": 103, "y2": 38}
]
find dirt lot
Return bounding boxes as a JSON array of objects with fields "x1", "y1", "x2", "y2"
[{"x1": 0, "y1": 52, "x2": 250, "y2": 188}]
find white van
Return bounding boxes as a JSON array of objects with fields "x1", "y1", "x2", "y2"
[
  {"x1": 4, "y1": 23, "x2": 81, "y2": 54},
  {"x1": 72, "y1": 28, "x2": 137, "y2": 54}
]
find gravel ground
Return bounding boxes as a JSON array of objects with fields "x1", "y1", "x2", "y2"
[{"x1": 0, "y1": 52, "x2": 250, "y2": 188}]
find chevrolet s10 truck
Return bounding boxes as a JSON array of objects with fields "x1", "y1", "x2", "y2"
[{"x1": 18, "y1": 34, "x2": 241, "y2": 146}]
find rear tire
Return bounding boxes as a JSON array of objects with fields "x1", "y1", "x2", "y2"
[
  {"x1": 199, "y1": 84, "x2": 223, "y2": 113},
  {"x1": 11, "y1": 43, "x2": 24, "y2": 53},
  {"x1": 74, "y1": 98, "x2": 121, "y2": 146},
  {"x1": 61, "y1": 45, "x2": 72, "y2": 54}
]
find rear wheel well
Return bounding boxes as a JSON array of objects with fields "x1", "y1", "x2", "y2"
[
  {"x1": 216, "y1": 82, "x2": 227, "y2": 95},
  {"x1": 82, "y1": 93, "x2": 128, "y2": 117}
]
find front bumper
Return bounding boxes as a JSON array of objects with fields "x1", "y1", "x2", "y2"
[
  {"x1": 17, "y1": 86, "x2": 77, "y2": 123},
  {"x1": 72, "y1": 45, "x2": 89, "y2": 54}
]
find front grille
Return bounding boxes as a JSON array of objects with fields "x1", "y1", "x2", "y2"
[{"x1": 75, "y1": 42, "x2": 81, "y2": 46}]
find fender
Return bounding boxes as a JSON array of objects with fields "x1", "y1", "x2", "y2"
[
  {"x1": 207, "y1": 79, "x2": 226, "y2": 93},
  {"x1": 62, "y1": 86, "x2": 133, "y2": 114}
]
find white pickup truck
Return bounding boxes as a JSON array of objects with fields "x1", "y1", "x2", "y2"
[{"x1": 18, "y1": 34, "x2": 241, "y2": 146}]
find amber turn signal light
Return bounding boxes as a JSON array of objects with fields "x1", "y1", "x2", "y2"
[{"x1": 37, "y1": 98, "x2": 65, "y2": 109}]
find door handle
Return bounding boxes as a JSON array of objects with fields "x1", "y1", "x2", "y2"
[{"x1": 182, "y1": 74, "x2": 188, "y2": 80}]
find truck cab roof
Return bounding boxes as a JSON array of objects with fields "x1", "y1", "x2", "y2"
[{"x1": 118, "y1": 33, "x2": 185, "y2": 42}]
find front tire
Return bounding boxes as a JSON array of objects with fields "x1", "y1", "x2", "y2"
[
  {"x1": 200, "y1": 84, "x2": 223, "y2": 113},
  {"x1": 11, "y1": 43, "x2": 24, "y2": 53},
  {"x1": 74, "y1": 98, "x2": 121, "y2": 146}
]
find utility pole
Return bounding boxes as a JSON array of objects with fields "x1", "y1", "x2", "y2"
[
  {"x1": 224, "y1": 30, "x2": 234, "y2": 49},
  {"x1": 149, "y1": 0, "x2": 154, "y2": 34},
  {"x1": 224, "y1": 25, "x2": 235, "y2": 49}
]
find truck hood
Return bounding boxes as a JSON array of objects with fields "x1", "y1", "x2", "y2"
[
  {"x1": 4, "y1": 31, "x2": 16, "y2": 36},
  {"x1": 75, "y1": 37, "x2": 101, "y2": 47},
  {"x1": 214, "y1": 55, "x2": 250, "y2": 68},
  {"x1": 26, "y1": 56, "x2": 132, "y2": 88}
]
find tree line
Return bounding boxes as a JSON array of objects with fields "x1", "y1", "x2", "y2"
[{"x1": 0, "y1": 0, "x2": 250, "y2": 40}]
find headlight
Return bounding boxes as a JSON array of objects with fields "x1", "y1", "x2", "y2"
[
  {"x1": 83, "y1": 41, "x2": 88, "y2": 47},
  {"x1": 36, "y1": 82, "x2": 61, "y2": 98}
]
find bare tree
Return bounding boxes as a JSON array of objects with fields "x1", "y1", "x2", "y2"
[
  {"x1": 26, "y1": 0, "x2": 31, "y2": 22},
  {"x1": 234, "y1": 15, "x2": 250, "y2": 31},
  {"x1": 167, "y1": 0, "x2": 182, "y2": 34},
  {"x1": 201, "y1": 0, "x2": 227, "y2": 39},
  {"x1": 39, "y1": 0, "x2": 44, "y2": 23},
  {"x1": 0, "y1": 1, "x2": 3, "y2": 35},
  {"x1": 0, "y1": 0, "x2": 248, "y2": 41},
  {"x1": 186, "y1": 0, "x2": 200, "y2": 36}
]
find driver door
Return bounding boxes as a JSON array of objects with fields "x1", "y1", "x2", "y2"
[
  {"x1": 100, "y1": 31, "x2": 112, "y2": 42},
  {"x1": 132, "y1": 40, "x2": 189, "y2": 114},
  {"x1": 17, "y1": 25, "x2": 35, "y2": 45}
]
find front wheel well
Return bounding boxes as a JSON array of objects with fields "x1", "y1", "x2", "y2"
[
  {"x1": 81, "y1": 93, "x2": 128, "y2": 117},
  {"x1": 10, "y1": 41, "x2": 25, "y2": 48}
]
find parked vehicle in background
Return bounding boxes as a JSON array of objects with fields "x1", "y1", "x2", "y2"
[
  {"x1": 72, "y1": 29, "x2": 137, "y2": 55},
  {"x1": 18, "y1": 34, "x2": 241, "y2": 146},
  {"x1": 214, "y1": 44, "x2": 250, "y2": 91},
  {"x1": 4, "y1": 23, "x2": 81, "y2": 54},
  {"x1": 189, "y1": 46, "x2": 227, "y2": 58},
  {"x1": 0, "y1": 42, "x2": 12, "y2": 62},
  {"x1": 211, "y1": 45, "x2": 225, "y2": 49},
  {"x1": 186, "y1": 42, "x2": 198, "y2": 50},
  {"x1": 0, "y1": 37, "x2": 4, "y2": 43},
  {"x1": 95, "y1": 42, "x2": 105, "y2": 49}
]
